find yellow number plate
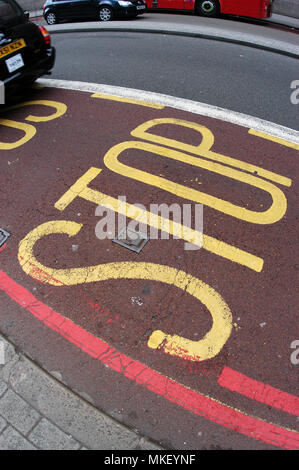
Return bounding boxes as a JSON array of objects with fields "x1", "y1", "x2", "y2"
[{"x1": 0, "y1": 39, "x2": 26, "y2": 59}]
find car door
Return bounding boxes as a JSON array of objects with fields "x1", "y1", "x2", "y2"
[
  {"x1": 66, "y1": 0, "x2": 96, "y2": 19},
  {"x1": 51, "y1": 0, "x2": 75, "y2": 20}
]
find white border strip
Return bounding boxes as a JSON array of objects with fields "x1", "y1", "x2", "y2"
[
  {"x1": 38, "y1": 79, "x2": 299, "y2": 145},
  {"x1": 0, "y1": 80, "x2": 5, "y2": 105}
]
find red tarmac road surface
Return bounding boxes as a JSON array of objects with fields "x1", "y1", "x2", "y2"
[{"x1": 0, "y1": 84, "x2": 298, "y2": 449}]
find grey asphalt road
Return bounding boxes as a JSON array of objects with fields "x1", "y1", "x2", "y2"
[{"x1": 49, "y1": 31, "x2": 299, "y2": 130}]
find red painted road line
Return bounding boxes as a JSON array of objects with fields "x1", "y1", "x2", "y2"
[
  {"x1": 0, "y1": 244, "x2": 6, "y2": 254},
  {"x1": 218, "y1": 367, "x2": 299, "y2": 417},
  {"x1": 0, "y1": 270, "x2": 298, "y2": 449}
]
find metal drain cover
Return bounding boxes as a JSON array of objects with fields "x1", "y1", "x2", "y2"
[
  {"x1": 113, "y1": 227, "x2": 149, "y2": 253},
  {"x1": 0, "y1": 229, "x2": 10, "y2": 248}
]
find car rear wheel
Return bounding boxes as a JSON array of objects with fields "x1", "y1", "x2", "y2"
[
  {"x1": 196, "y1": 0, "x2": 219, "y2": 17},
  {"x1": 45, "y1": 12, "x2": 57, "y2": 25},
  {"x1": 99, "y1": 6, "x2": 114, "y2": 21}
]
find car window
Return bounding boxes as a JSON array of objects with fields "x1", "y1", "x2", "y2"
[{"x1": 0, "y1": 0, "x2": 22, "y2": 20}]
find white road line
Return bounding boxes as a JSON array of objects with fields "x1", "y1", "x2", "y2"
[{"x1": 38, "y1": 78, "x2": 299, "y2": 145}]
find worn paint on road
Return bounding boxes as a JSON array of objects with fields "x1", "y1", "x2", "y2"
[{"x1": 0, "y1": 83, "x2": 298, "y2": 449}]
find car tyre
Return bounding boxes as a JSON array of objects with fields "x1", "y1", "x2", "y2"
[
  {"x1": 98, "y1": 6, "x2": 114, "y2": 21},
  {"x1": 196, "y1": 0, "x2": 219, "y2": 17},
  {"x1": 45, "y1": 12, "x2": 57, "y2": 24}
]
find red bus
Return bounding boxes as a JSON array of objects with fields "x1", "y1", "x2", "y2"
[{"x1": 145, "y1": 0, "x2": 273, "y2": 19}]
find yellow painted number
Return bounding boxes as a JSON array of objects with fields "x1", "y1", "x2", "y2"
[
  {"x1": 0, "y1": 119, "x2": 36, "y2": 150},
  {"x1": 0, "y1": 100, "x2": 67, "y2": 149}
]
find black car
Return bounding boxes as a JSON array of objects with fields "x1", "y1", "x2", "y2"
[
  {"x1": 0, "y1": 0, "x2": 55, "y2": 100},
  {"x1": 43, "y1": 0, "x2": 147, "y2": 24}
]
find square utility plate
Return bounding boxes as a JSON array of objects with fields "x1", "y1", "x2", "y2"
[{"x1": 112, "y1": 227, "x2": 149, "y2": 254}]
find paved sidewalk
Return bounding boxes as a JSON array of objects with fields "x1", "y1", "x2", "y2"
[
  {"x1": 0, "y1": 334, "x2": 163, "y2": 450},
  {"x1": 264, "y1": 13, "x2": 299, "y2": 28},
  {"x1": 30, "y1": 10, "x2": 299, "y2": 30},
  {"x1": 31, "y1": 11, "x2": 299, "y2": 59}
]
